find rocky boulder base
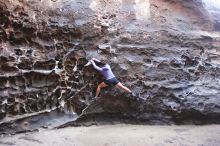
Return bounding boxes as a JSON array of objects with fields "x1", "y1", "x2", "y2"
[{"x1": 0, "y1": 0, "x2": 220, "y2": 133}]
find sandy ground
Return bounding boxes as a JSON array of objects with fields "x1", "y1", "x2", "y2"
[{"x1": 0, "y1": 124, "x2": 220, "y2": 146}]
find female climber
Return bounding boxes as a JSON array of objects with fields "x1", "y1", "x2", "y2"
[{"x1": 85, "y1": 58, "x2": 132, "y2": 98}]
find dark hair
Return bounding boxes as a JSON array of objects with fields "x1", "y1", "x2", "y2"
[{"x1": 94, "y1": 60, "x2": 106, "y2": 68}]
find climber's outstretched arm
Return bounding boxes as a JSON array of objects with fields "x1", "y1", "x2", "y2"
[
  {"x1": 90, "y1": 60, "x2": 103, "y2": 71},
  {"x1": 91, "y1": 58, "x2": 101, "y2": 62}
]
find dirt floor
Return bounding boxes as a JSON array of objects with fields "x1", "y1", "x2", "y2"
[{"x1": 0, "y1": 124, "x2": 220, "y2": 146}]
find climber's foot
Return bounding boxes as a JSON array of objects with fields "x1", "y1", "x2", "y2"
[
  {"x1": 126, "y1": 92, "x2": 145, "y2": 102},
  {"x1": 60, "y1": 100, "x2": 65, "y2": 108},
  {"x1": 90, "y1": 96, "x2": 98, "y2": 103}
]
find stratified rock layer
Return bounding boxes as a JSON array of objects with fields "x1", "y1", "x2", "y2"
[{"x1": 0, "y1": 0, "x2": 220, "y2": 131}]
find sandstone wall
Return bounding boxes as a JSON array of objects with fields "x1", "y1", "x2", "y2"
[{"x1": 0, "y1": 0, "x2": 220, "y2": 126}]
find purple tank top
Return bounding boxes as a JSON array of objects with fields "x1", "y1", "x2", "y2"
[{"x1": 91, "y1": 63, "x2": 115, "y2": 80}]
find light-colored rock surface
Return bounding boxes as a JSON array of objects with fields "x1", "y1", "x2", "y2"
[{"x1": 1, "y1": 124, "x2": 220, "y2": 146}]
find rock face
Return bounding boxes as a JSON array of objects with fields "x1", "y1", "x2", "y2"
[
  {"x1": 0, "y1": 0, "x2": 220, "y2": 132},
  {"x1": 203, "y1": 0, "x2": 220, "y2": 30}
]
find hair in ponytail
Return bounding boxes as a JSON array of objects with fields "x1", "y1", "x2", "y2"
[{"x1": 94, "y1": 60, "x2": 106, "y2": 67}]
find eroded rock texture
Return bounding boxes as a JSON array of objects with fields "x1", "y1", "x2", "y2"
[{"x1": 0, "y1": 0, "x2": 220, "y2": 133}]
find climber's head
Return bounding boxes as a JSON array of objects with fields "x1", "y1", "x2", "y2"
[{"x1": 94, "y1": 60, "x2": 107, "y2": 68}]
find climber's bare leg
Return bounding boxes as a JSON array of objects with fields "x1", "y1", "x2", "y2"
[
  {"x1": 96, "y1": 82, "x2": 108, "y2": 97},
  {"x1": 116, "y1": 82, "x2": 132, "y2": 93}
]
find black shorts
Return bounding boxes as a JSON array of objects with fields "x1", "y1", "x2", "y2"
[{"x1": 103, "y1": 77, "x2": 119, "y2": 86}]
